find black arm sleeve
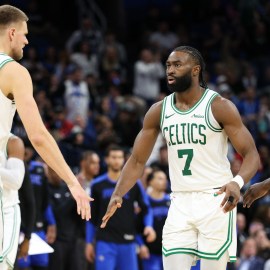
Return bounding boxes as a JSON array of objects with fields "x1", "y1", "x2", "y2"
[{"x1": 19, "y1": 164, "x2": 36, "y2": 240}]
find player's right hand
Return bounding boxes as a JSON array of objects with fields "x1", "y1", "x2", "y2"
[
  {"x1": 100, "y1": 195, "x2": 122, "y2": 228},
  {"x1": 68, "y1": 182, "x2": 93, "y2": 221},
  {"x1": 243, "y1": 182, "x2": 268, "y2": 208}
]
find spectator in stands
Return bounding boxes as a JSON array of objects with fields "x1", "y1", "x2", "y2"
[
  {"x1": 237, "y1": 237, "x2": 265, "y2": 270},
  {"x1": 64, "y1": 66, "x2": 90, "y2": 124},
  {"x1": 66, "y1": 17, "x2": 103, "y2": 54},
  {"x1": 133, "y1": 48, "x2": 165, "y2": 106}
]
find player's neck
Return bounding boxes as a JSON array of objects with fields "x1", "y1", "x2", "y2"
[
  {"x1": 108, "y1": 170, "x2": 121, "y2": 182},
  {"x1": 81, "y1": 170, "x2": 94, "y2": 182},
  {"x1": 0, "y1": 42, "x2": 10, "y2": 56},
  {"x1": 175, "y1": 86, "x2": 204, "y2": 110}
]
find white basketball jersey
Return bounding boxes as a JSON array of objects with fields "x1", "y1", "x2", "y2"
[
  {"x1": 0, "y1": 54, "x2": 16, "y2": 154},
  {"x1": 160, "y1": 89, "x2": 232, "y2": 191}
]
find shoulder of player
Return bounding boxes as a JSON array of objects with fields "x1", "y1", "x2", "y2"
[
  {"x1": 1, "y1": 61, "x2": 30, "y2": 87},
  {"x1": 91, "y1": 173, "x2": 108, "y2": 186},
  {"x1": 2, "y1": 61, "x2": 29, "y2": 75},
  {"x1": 143, "y1": 100, "x2": 163, "y2": 128},
  {"x1": 211, "y1": 95, "x2": 240, "y2": 124}
]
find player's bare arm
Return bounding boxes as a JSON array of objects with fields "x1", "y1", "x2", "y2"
[
  {"x1": 212, "y1": 96, "x2": 260, "y2": 212},
  {"x1": 101, "y1": 101, "x2": 162, "y2": 228},
  {"x1": 0, "y1": 62, "x2": 92, "y2": 220},
  {"x1": 243, "y1": 178, "x2": 270, "y2": 208}
]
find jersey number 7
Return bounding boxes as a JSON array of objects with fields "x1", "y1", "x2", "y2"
[{"x1": 178, "y1": 149, "x2": 193, "y2": 176}]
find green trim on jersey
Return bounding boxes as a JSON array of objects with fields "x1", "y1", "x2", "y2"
[
  {"x1": 229, "y1": 256, "x2": 237, "y2": 262},
  {"x1": 160, "y1": 96, "x2": 168, "y2": 128},
  {"x1": 171, "y1": 89, "x2": 209, "y2": 115},
  {"x1": 162, "y1": 211, "x2": 233, "y2": 260},
  {"x1": 0, "y1": 58, "x2": 14, "y2": 69},
  {"x1": 205, "y1": 93, "x2": 222, "y2": 132}
]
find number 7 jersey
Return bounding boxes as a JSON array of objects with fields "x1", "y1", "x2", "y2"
[{"x1": 160, "y1": 89, "x2": 233, "y2": 192}]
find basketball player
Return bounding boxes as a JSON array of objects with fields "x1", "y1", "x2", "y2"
[
  {"x1": 0, "y1": 4, "x2": 92, "y2": 265},
  {"x1": 1, "y1": 134, "x2": 25, "y2": 270},
  {"x1": 101, "y1": 46, "x2": 260, "y2": 270}
]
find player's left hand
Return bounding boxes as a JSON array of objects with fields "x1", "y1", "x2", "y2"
[
  {"x1": 144, "y1": 226, "x2": 156, "y2": 243},
  {"x1": 215, "y1": 181, "x2": 240, "y2": 213},
  {"x1": 68, "y1": 182, "x2": 93, "y2": 220}
]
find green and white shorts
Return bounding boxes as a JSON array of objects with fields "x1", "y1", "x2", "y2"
[
  {"x1": 162, "y1": 190, "x2": 237, "y2": 264},
  {"x1": 2, "y1": 204, "x2": 21, "y2": 269}
]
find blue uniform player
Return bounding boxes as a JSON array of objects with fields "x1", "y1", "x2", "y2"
[
  {"x1": 17, "y1": 158, "x2": 56, "y2": 270},
  {"x1": 85, "y1": 145, "x2": 156, "y2": 270},
  {"x1": 137, "y1": 169, "x2": 170, "y2": 270}
]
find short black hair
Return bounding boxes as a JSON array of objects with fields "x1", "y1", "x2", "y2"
[
  {"x1": 146, "y1": 168, "x2": 164, "y2": 184},
  {"x1": 105, "y1": 144, "x2": 124, "y2": 157},
  {"x1": 173, "y1": 46, "x2": 207, "y2": 88}
]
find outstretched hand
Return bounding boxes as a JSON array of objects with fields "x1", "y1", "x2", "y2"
[
  {"x1": 100, "y1": 195, "x2": 123, "y2": 228},
  {"x1": 68, "y1": 183, "x2": 93, "y2": 220},
  {"x1": 215, "y1": 181, "x2": 240, "y2": 213},
  {"x1": 243, "y1": 182, "x2": 268, "y2": 208}
]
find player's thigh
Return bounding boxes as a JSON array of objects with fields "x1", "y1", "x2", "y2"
[
  {"x1": 201, "y1": 251, "x2": 229, "y2": 270},
  {"x1": 95, "y1": 241, "x2": 117, "y2": 270},
  {"x1": 117, "y1": 242, "x2": 138, "y2": 270},
  {"x1": 196, "y1": 196, "x2": 236, "y2": 261},
  {"x1": 163, "y1": 253, "x2": 194, "y2": 270},
  {"x1": 163, "y1": 193, "x2": 198, "y2": 255}
]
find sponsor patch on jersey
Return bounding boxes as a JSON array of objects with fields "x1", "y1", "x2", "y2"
[{"x1": 192, "y1": 114, "x2": 204, "y2": 118}]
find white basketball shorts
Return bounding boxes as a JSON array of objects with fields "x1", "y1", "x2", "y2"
[
  {"x1": 162, "y1": 190, "x2": 237, "y2": 264},
  {"x1": 2, "y1": 204, "x2": 21, "y2": 269}
]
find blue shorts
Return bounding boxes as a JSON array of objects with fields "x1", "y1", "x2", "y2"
[
  {"x1": 95, "y1": 241, "x2": 138, "y2": 270},
  {"x1": 17, "y1": 230, "x2": 49, "y2": 268}
]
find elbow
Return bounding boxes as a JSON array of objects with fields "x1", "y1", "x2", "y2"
[{"x1": 29, "y1": 130, "x2": 47, "y2": 148}]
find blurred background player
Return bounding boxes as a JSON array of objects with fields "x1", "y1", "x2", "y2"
[
  {"x1": 85, "y1": 145, "x2": 156, "y2": 270},
  {"x1": 17, "y1": 148, "x2": 56, "y2": 270},
  {"x1": 47, "y1": 166, "x2": 80, "y2": 270},
  {"x1": 75, "y1": 150, "x2": 101, "y2": 270},
  {"x1": 137, "y1": 169, "x2": 170, "y2": 270}
]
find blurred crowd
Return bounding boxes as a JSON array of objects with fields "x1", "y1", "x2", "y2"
[{"x1": 7, "y1": 0, "x2": 270, "y2": 269}]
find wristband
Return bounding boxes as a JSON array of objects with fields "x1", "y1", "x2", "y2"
[{"x1": 231, "y1": 175, "x2": 244, "y2": 189}]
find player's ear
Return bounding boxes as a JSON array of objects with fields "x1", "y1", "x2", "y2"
[
  {"x1": 8, "y1": 28, "x2": 16, "y2": 41},
  {"x1": 192, "y1": 65, "x2": 200, "y2": 77}
]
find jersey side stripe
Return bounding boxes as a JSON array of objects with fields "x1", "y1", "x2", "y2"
[
  {"x1": 160, "y1": 96, "x2": 168, "y2": 128},
  {"x1": 205, "y1": 93, "x2": 222, "y2": 132}
]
